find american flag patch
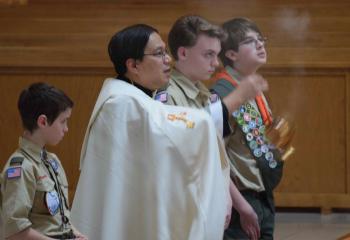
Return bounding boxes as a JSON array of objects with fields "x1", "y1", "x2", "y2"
[
  {"x1": 155, "y1": 92, "x2": 168, "y2": 103},
  {"x1": 7, "y1": 167, "x2": 22, "y2": 179}
]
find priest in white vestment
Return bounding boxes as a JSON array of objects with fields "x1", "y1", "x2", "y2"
[{"x1": 71, "y1": 24, "x2": 229, "y2": 240}]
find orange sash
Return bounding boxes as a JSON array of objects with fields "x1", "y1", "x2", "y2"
[{"x1": 214, "y1": 70, "x2": 273, "y2": 126}]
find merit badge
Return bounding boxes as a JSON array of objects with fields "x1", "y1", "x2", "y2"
[
  {"x1": 250, "y1": 110, "x2": 258, "y2": 118},
  {"x1": 45, "y1": 191, "x2": 60, "y2": 216},
  {"x1": 259, "y1": 125, "x2": 265, "y2": 134},
  {"x1": 261, "y1": 144, "x2": 269, "y2": 153},
  {"x1": 242, "y1": 124, "x2": 250, "y2": 133},
  {"x1": 256, "y1": 117, "x2": 263, "y2": 126},
  {"x1": 237, "y1": 117, "x2": 245, "y2": 125},
  {"x1": 256, "y1": 136, "x2": 264, "y2": 145},
  {"x1": 49, "y1": 159, "x2": 59, "y2": 173},
  {"x1": 265, "y1": 151, "x2": 274, "y2": 162},
  {"x1": 232, "y1": 111, "x2": 240, "y2": 118},
  {"x1": 155, "y1": 91, "x2": 168, "y2": 103},
  {"x1": 243, "y1": 113, "x2": 251, "y2": 122},
  {"x1": 249, "y1": 140, "x2": 258, "y2": 150},
  {"x1": 269, "y1": 159, "x2": 278, "y2": 169},
  {"x1": 246, "y1": 133, "x2": 254, "y2": 142},
  {"x1": 6, "y1": 167, "x2": 21, "y2": 179},
  {"x1": 252, "y1": 128, "x2": 260, "y2": 137},
  {"x1": 248, "y1": 121, "x2": 256, "y2": 129},
  {"x1": 253, "y1": 148, "x2": 263, "y2": 158}
]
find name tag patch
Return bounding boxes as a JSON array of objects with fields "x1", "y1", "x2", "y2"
[
  {"x1": 45, "y1": 191, "x2": 60, "y2": 216},
  {"x1": 155, "y1": 91, "x2": 168, "y2": 103},
  {"x1": 49, "y1": 158, "x2": 59, "y2": 173}
]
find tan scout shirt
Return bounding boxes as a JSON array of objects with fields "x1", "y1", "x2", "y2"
[
  {"x1": 224, "y1": 66, "x2": 269, "y2": 192},
  {"x1": 1, "y1": 137, "x2": 72, "y2": 238},
  {"x1": 164, "y1": 69, "x2": 212, "y2": 109},
  {"x1": 164, "y1": 69, "x2": 229, "y2": 170}
]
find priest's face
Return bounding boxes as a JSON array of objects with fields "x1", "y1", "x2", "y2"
[{"x1": 136, "y1": 32, "x2": 172, "y2": 90}]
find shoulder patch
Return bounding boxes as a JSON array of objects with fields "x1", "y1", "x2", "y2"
[
  {"x1": 210, "y1": 93, "x2": 219, "y2": 103},
  {"x1": 6, "y1": 167, "x2": 22, "y2": 179},
  {"x1": 155, "y1": 91, "x2": 168, "y2": 103},
  {"x1": 10, "y1": 157, "x2": 24, "y2": 166}
]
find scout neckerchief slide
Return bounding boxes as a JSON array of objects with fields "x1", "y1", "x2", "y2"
[{"x1": 215, "y1": 70, "x2": 278, "y2": 168}]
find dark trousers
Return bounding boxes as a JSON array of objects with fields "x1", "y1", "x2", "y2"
[
  {"x1": 224, "y1": 190, "x2": 275, "y2": 240},
  {"x1": 49, "y1": 230, "x2": 76, "y2": 239}
]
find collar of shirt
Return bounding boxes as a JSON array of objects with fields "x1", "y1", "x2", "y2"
[
  {"x1": 118, "y1": 75, "x2": 154, "y2": 98},
  {"x1": 19, "y1": 136, "x2": 43, "y2": 163},
  {"x1": 225, "y1": 66, "x2": 242, "y2": 84},
  {"x1": 171, "y1": 68, "x2": 211, "y2": 103},
  {"x1": 225, "y1": 65, "x2": 266, "y2": 112}
]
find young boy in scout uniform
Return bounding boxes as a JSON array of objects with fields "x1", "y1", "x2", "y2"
[
  {"x1": 211, "y1": 18, "x2": 285, "y2": 239},
  {"x1": 0, "y1": 83, "x2": 87, "y2": 239},
  {"x1": 158, "y1": 15, "x2": 268, "y2": 240}
]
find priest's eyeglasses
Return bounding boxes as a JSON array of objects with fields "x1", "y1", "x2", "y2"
[
  {"x1": 239, "y1": 36, "x2": 267, "y2": 48},
  {"x1": 143, "y1": 48, "x2": 170, "y2": 61}
]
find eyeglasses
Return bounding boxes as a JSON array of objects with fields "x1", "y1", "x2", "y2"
[
  {"x1": 143, "y1": 48, "x2": 170, "y2": 61},
  {"x1": 239, "y1": 36, "x2": 267, "y2": 48}
]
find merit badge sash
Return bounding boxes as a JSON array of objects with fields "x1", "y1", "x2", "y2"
[{"x1": 233, "y1": 103, "x2": 277, "y2": 168}]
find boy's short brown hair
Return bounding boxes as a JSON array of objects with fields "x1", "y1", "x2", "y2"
[
  {"x1": 18, "y1": 82, "x2": 73, "y2": 133},
  {"x1": 219, "y1": 17, "x2": 263, "y2": 66},
  {"x1": 168, "y1": 15, "x2": 226, "y2": 61}
]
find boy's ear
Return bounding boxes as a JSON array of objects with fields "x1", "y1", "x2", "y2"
[
  {"x1": 177, "y1": 46, "x2": 187, "y2": 61},
  {"x1": 225, "y1": 49, "x2": 238, "y2": 62},
  {"x1": 125, "y1": 58, "x2": 138, "y2": 74},
  {"x1": 37, "y1": 114, "x2": 48, "y2": 128}
]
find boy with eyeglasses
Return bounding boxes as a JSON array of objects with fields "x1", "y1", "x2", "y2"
[{"x1": 212, "y1": 17, "x2": 284, "y2": 240}]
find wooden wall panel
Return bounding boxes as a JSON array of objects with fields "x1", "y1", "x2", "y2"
[
  {"x1": 0, "y1": 0, "x2": 350, "y2": 210},
  {"x1": 347, "y1": 72, "x2": 350, "y2": 194},
  {"x1": 1, "y1": 1, "x2": 350, "y2": 68},
  {"x1": 264, "y1": 70, "x2": 347, "y2": 194}
]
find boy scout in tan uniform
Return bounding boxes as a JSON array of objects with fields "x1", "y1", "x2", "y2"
[
  {"x1": 212, "y1": 18, "x2": 285, "y2": 240},
  {"x1": 0, "y1": 82, "x2": 87, "y2": 240},
  {"x1": 158, "y1": 15, "x2": 268, "y2": 240}
]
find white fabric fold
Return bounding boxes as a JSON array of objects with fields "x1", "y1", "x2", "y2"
[{"x1": 71, "y1": 78, "x2": 227, "y2": 240}]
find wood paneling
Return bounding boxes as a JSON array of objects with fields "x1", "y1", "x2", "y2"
[
  {"x1": 0, "y1": 0, "x2": 350, "y2": 210},
  {"x1": 266, "y1": 70, "x2": 347, "y2": 194},
  {"x1": 1, "y1": 1, "x2": 350, "y2": 68}
]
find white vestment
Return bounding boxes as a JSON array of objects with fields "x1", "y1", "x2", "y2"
[{"x1": 71, "y1": 78, "x2": 228, "y2": 240}]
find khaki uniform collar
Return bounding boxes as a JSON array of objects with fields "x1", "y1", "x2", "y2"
[
  {"x1": 225, "y1": 66, "x2": 242, "y2": 84},
  {"x1": 225, "y1": 66, "x2": 261, "y2": 109},
  {"x1": 19, "y1": 136, "x2": 43, "y2": 163},
  {"x1": 171, "y1": 68, "x2": 211, "y2": 102}
]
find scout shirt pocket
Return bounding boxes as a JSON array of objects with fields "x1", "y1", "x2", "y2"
[{"x1": 32, "y1": 178, "x2": 56, "y2": 214}]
